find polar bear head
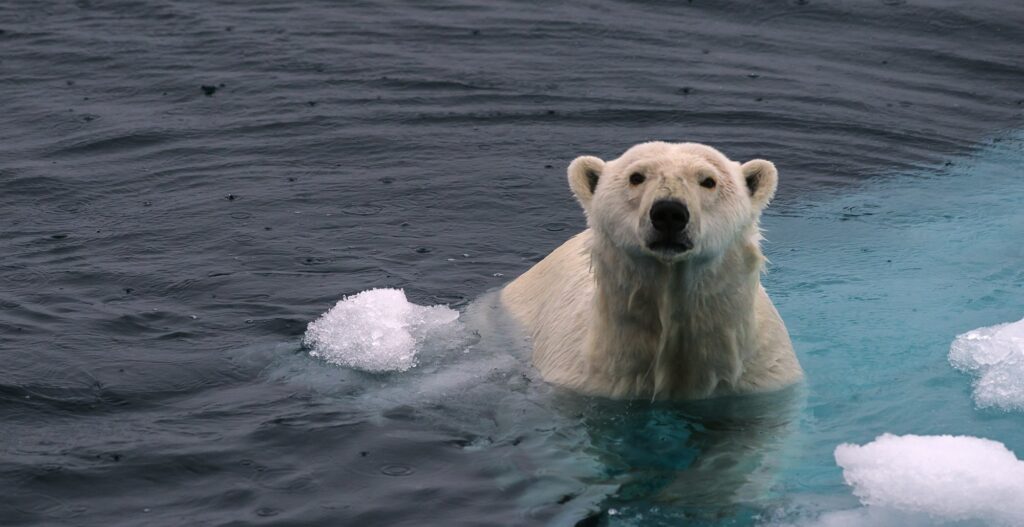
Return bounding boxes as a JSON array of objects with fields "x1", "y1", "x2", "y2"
[{"x1": 567, "y1": 141, "x2": 778, "y2": 263}]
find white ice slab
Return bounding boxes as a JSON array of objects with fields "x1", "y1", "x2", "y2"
[
  {"x1": 950, "y1": 317, "x2": 1024, "y2": 411},
  {"x1": 302, "y1": 288, "x2": 460, "y2": 373}
]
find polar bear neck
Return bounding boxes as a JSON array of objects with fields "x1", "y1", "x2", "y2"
[{"x1": 585, "y1": 235, "x2": 762, "y2": 400}]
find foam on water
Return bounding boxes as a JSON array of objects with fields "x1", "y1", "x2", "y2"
[
  {"x1": 950, "y1": 318, "x2": 1024, "y2": 411},
  {"x1": 773, "y1": 434, "x2": 1024, "y2": 527},
  {"x1": 302, "y1": 288, "x2": 461, "y2": 373}
]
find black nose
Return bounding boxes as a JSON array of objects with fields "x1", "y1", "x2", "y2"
[{"x1": 650, "y1": 200, "x2": 689, "y2": 234}]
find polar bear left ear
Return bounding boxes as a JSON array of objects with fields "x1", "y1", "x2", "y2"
[
  {"x1": 741, "y1": 159, "x2": 778, "y2": 213},
  {"x1": 567, "y1": 155, "x2": 605, "y2": 211}
]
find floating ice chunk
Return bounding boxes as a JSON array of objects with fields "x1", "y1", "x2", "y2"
[
  {"x1": 302, "y1": 288, "x2": 460, "y2": 373},
  {"x1": 830, "y1": 433, "x2": 1024, "y2": 526},
  {"x1": 949, "y1": 317, "x2": 1024, "y2": 411}
]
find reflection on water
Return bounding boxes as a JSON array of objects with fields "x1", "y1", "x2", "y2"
[
  {"x1": 267, "y1": 288, "x2": 806, "y2": 525},
  {"x1": 574, "y1": 388, "x2": 804, "y2": 524}
]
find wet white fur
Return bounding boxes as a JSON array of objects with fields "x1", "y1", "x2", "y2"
[{"x1": 502, "y1": 142, "x2": 802, "y2": 400}]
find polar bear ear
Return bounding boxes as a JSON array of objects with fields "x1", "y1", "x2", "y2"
[
  {"x1": 741, "y1": 159, "x2": 778, "y2": 213},
  {"x1": 567, "y1": 155, "x2": 605, "y2": 211}
]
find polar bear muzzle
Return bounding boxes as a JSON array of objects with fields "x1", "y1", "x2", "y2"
[{"x1": 648, "y1": 199, "x2": 693, "y2": 253}]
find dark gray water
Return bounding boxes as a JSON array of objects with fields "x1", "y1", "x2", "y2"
[{"x1": 2, "y1": 1, "x2": 1023, "y2": 525}]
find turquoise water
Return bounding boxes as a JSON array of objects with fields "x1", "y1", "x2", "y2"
[{"x1": 760, "y1": 132, "x2": 1024, "y2": 524}]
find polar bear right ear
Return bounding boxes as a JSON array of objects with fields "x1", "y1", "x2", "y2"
[
  {"x1": 567, "y1": 155, "x2": 605, "y2": 211},
  {"x1": 741, "y1": 159, "x2": 779, "y2": 214}
]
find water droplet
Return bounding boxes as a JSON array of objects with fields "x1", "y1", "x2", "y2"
[{"x1": 379, "y1": 463, "x2": 414, "y2": 477}]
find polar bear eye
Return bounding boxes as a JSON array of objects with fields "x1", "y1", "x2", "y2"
[
  {"x1": 700, "y1": 177, "x2": 717, "y2": 189},
  {"x1": 629, "y1": 172, "x2": 646, "y2": 185}
]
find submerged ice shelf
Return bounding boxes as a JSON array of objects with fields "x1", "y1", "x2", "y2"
[{"x1": 758, "y1": 133, "x2": 1024, "y2": 527}]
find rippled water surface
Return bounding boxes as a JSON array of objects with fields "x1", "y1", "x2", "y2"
[{"x1": 2, "y1": 1, "x2": 1023, "y2": 525}]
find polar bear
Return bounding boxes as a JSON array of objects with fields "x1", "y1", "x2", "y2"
[{"x1": 501, "y1": 141, "x2": 802, "y2": 400}]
